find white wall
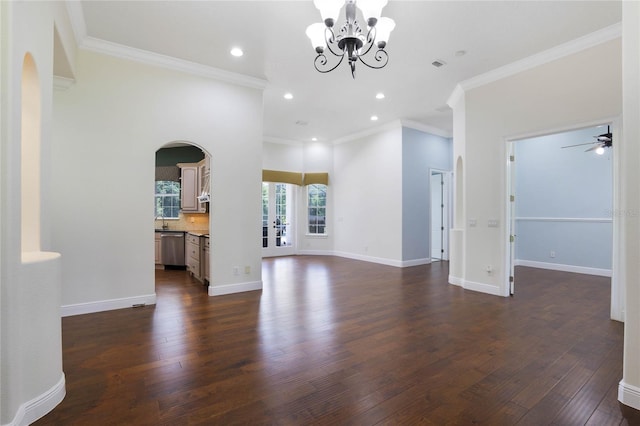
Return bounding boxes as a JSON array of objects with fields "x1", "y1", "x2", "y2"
[
  {"x1": 333, "y1": 126, "x2": 403, "y2": 265},
  {"x1": 619, "y1": 1, "x2": 640, "y2": 411},
  {"x1": 454, "y1": 39, "x2": 621, "y2": 296},
  {"x1": 52, "y1": 49, "x2": 264, "y2": 306},
  {"x1": 1, "y1": 2, "x2": 70, "y2": 424}
]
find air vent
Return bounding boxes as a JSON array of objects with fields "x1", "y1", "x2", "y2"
[
  {"x1": 295, "y1": 120, "x2": 308, "y2": 126},
  {"x1": 432, "y1": 60, "x2": 446, "y2": 68}
]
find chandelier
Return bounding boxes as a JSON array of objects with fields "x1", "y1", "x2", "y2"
[{"x1": 306, "y1": 0, "x2": 395, "y2": 78}]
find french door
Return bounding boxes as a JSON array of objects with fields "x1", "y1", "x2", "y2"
[{"x1": 262, "y1": 182, "x2": 295, "y2": 257}]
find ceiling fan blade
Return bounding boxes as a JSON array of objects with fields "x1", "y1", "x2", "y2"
[
  {"x1": 561, "y1": 141, "x2": 598, "y2": 149},
  {"x1": 585, "y1": 144, "x2": 601, "y2": 152}
]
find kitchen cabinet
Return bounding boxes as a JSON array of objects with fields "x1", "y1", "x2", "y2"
[
  {"x1": 203, "y1": 237, "x2": 210, "y2": 283},
  {"x1": 178, "y1": 156, "x2": 209, "y2": 213},
  {"x1": 154, "y1": 233, "x2": 162, "y2": 265},
  {"x1": 186, "y1": 233, "x2": 202, "y2": 282},
  {"x1": 178, "y1": 164, "x2": 200, "y2": 212}
]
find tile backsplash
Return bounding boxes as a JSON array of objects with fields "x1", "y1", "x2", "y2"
[{"x1": 155, "y1": 212, "x2": 209, "y2": 231}]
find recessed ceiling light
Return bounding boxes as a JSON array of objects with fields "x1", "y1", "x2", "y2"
[
  {"x1": 376, "y1": 93, "x2": 385, "y2": 100},
  {"x1": 312, "y1": 137, "x2": 318, "y2": 141},
  {"x1": 284, "y1": 93, "x2": 293, "y2": 100},
  {"x1": 370, "y1": 115, "x2": 379, "y2": 121},
  {"x1": 230, "y1": 47, "x2": 244, "y2": 57},
  {"x1": 432, "y1": 60, "x2": 446, "y2": 68},
  {"x1": 455, "y1": 50, "x2": 467, "y2": 57}
]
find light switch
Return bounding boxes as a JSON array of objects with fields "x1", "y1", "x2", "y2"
[
  {"x1": 468, "y1": 219, "x2": 477, "y2": 227},
  {"x1": 488, "y1": 219, "x2": 499, "y2": 228}
]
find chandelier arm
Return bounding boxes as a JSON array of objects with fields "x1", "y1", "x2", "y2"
[
  {"x1": 323, "y1": 27, "x2": 344, "y2": 58},
  {"x1": 314, "y1": 52, "x2": 346, "y2": 73},
  {"x1": 357, "y1": 48, "x2": 389, "y2": 70},
  {"x1": 358, "y1": 26, "x2": 377, "y2": 58}
]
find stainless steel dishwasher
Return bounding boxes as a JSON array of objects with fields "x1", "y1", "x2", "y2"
[{"x1": 160, "y1": 232, "x2": 185, "y2": 266}]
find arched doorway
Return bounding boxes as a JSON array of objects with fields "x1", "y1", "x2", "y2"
[{"x1": 154, "y1": 142, "x2": 212, "y2": 287}]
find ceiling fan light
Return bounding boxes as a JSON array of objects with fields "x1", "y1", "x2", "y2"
[
  {"x1": 313, "y1": 0, "x2": 344, "y2": 26},
  {"x1": 306, "y1": 22, "x2": 327, "y2": 51},
  {"x1": 596, "y1": 146, "x2": 605, "y2": 155},
  {"x1": 357, "y1": 0, "x2": 388, "y2": 25},
  {"x1": 375, "y1": 17, "x2": 395, "y2": 46}
]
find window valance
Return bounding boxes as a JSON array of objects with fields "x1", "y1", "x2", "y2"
[
  {"x1": 262, "y1": 170, "x2": 329, "y2": 186},
  {"x1": 303, "y1": 172, "x2": 329, "y2": 186},
  {"x1": 262, "y1": 170, "x2": 304, "y2": 185}
]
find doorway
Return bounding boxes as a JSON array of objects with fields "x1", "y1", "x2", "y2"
[
  {"x1": 154, "y1": 142, "x2": 212, "y2": 285},
  {"x1": 505, "y1": 123, "x2": 618, "y2": 318},
  {"x1": 430, "y1": 170, "x2": 451, "y2": 261},
  {"x1": 262, "y1": 182, "x2": 296, "y2": 257}
]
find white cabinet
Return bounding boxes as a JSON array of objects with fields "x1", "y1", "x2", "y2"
[
  {"x1": 178, "y1": 165, "x2": 200, "y2": 212},
  {"x1": 178, "y1": 156, "x2": 209, "y2": 213},
  {"x1": 203, "y1": 237, "x2": 210, "y2": 283},
  {"x1": 186, "y1": 233, "x2": 202, "y2": 282},
  {"x1": 154, "y1": 233, "x2": 162, "y2": 264}
]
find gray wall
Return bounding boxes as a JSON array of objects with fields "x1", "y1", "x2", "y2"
[
  {"x1": 401, "y1": 127, "x2": 452, "y2": 261},
  {"x1": 514, "y1": 126, "x2": 613, "y2": 270}
]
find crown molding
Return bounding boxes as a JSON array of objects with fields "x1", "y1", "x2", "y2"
[
  {"x1": 400, "y1": 120, "x2": 452, "y2": 138},
  {"x1": 332, "y1": 120, "x2": 402, "y2": 145},
  {"x1": 446, "y1": 84, "x2": 464, "y2": 109},
  {"x1": 53, "y1": 76, "x2": 75, "y2": 91},
  {"x1": 80, "y1": 37, "x2": 268, "y2": 90},
  {"x1": 263, "y1": 136, "x2": 304, "y2": 146},
  {"x1": 458, "y1": 23, "x2": 621, "y2": 93},
  {"x1": 64, "y1": 1, "x2": 267, "y2": 90},
  {"x1": 65, "y1": 1, "x2": 87, "y2": 45}
]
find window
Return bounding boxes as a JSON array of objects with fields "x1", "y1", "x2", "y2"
[
  {"x1": 307, "y1": 184, "x2": 327, "y2": 234},
  {"x1": 155, "y1": 180, "x2": 180, "y2": 219}
]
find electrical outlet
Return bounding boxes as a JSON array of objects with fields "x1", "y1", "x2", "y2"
[
  {"x1": 550, "y1": 251, "x2": 556, "y2": 258},
  {"x1": 486, "y1": 265, "x2": 493, "y2": 274},
  {"x1": 233, "y1": 266, "x2": 239, "y2": 276}
]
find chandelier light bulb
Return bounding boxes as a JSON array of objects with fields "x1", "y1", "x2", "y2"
[
  {"x1": 375, "y1": 17, "x2": 395, "y2": 47},
  {"x1": 306, "y1": 23, "x2": 327, "y2": 52}
]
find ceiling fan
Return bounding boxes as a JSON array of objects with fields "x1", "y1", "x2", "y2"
[{"x1": 561, "y1": 126, "x2": 613, "y2": 154}]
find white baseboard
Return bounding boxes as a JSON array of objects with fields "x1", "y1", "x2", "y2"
[
  {"x1": 61, "y1": 293, "x2": 157, "y2": 317},
  {"x1": 332, "y1": 251, "x2": 404, "y2": 267},
  {"x1": 289, "y1": 250, "x2": 428, "y2": 268},
  {"x1": 401, "y1": 258, "x2": 431, "y2": 267},
  {"x1": 448, "y1": 275, "x2": 463, "y2": 286},
  {"x1": 208, "y1": 280, "x2": 262, "y2": 296},
  {"x1": 619, "y1": 381, "x2": 640, "y2": 411},
  {"x1": 515, "y1": 259, "x2": 612, "y2": 277},
  {"x1": 296, "y1": 249, "x2": 334, "y2": 256},
  {"x1": 5, "y1": 373, "x2": 66, "y2": 426},
  {"x1": 461, "y1": 279, "x2": 504, "y2": 296}
]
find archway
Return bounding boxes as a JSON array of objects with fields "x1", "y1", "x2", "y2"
[{"x1": 154, "y1": 142, "x2": 212, "y2": 287}]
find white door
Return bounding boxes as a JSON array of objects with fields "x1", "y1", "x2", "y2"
[
  {"x1": 262, "y1": 182, "x2": 295, "y2": 257},
  {"x1": 430, "y1": 171, "x2": 450, "y2": 261}
]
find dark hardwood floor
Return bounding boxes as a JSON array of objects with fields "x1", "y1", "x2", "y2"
[{"x1": 36, "y1": 257, "x2": 638, "y2": 425}]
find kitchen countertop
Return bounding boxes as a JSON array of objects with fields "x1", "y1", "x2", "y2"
[
  {"x1": 155, "y1": 229, "x2": 209, "y2": 237},
  {"x1": 187, "y1": 230, "x2": 209, "y2": 237}
]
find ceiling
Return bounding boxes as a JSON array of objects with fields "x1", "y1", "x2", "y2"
[{"x1": 76, "y1": 1, "x2": 622, "y2": 143}]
